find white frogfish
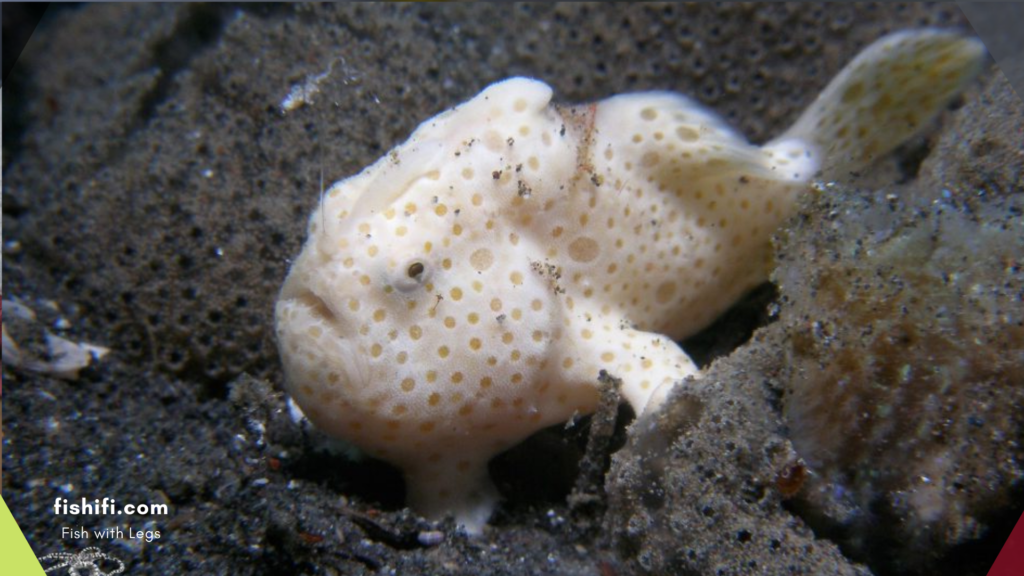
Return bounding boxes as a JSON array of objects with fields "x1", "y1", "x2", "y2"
[{"x1": 275, "y1": 30, "x2": 985, "y2": 533}]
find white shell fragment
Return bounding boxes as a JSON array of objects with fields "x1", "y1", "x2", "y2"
[{"x1": 2, "y1": 299, "x2": 110, "y2": 380}]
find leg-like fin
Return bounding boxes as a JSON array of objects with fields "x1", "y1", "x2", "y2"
[{"x1": 594, "y1": 326, "x2": 700, "y2": 416}]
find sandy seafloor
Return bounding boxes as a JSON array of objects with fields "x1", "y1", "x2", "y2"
[{"x1": 2, "y1": 3, "x2": 1023, "y2": 575}]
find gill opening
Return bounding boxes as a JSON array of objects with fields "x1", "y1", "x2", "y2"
[{"x1": 296, "y1": 291, "x2": 338, "y2": 325}]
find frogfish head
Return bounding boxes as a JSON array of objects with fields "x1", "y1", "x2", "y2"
[{"x1": 275, "y1": 117, "x2": 569, "y2": 470}]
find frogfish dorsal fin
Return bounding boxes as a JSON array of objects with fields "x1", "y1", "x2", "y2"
[{"x1": 772, "y1": 29, "x2": 986, "y2": 178}]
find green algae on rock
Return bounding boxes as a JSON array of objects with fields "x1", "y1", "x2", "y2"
[{"x1": 776, "y1": 189, "x2": 1024, "y2": 571}]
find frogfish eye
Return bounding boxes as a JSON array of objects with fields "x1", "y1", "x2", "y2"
[
  {"x1": 407, "y1": 261, "x2": 426, "y2": 280},
  {"x1": 394, "y1": 258, "x2": 431, "y2": 293}
]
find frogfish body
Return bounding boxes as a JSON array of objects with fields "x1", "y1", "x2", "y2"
[{"x1": 275, "y1": 30, "x2": 984, "y2": 533}]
